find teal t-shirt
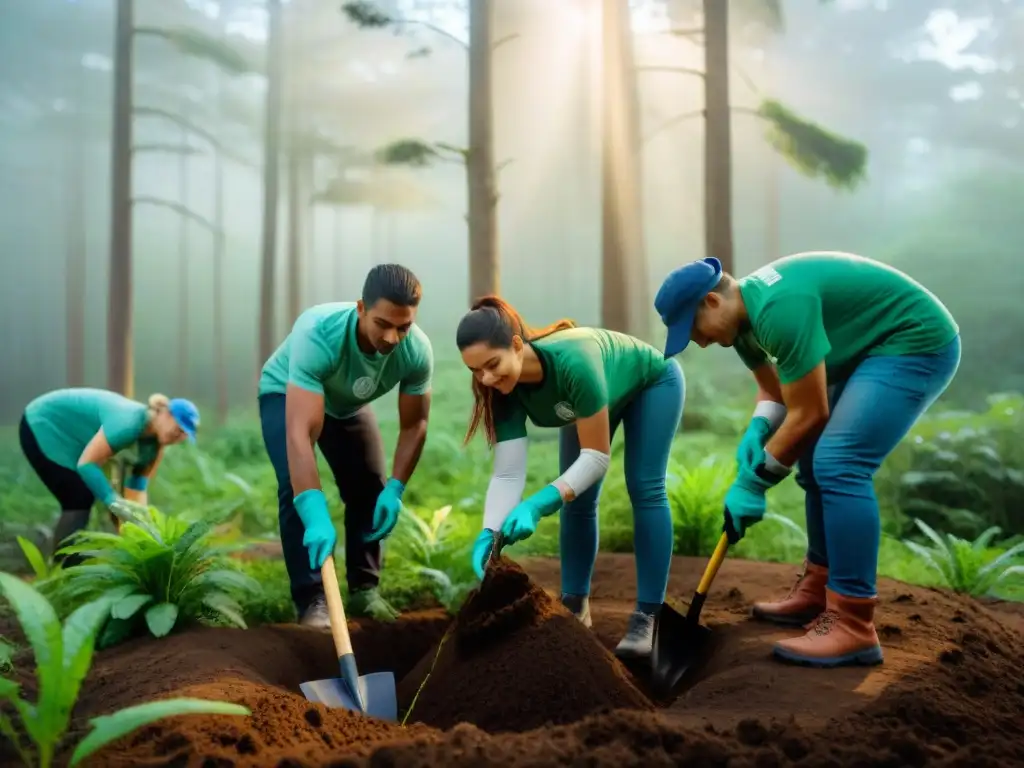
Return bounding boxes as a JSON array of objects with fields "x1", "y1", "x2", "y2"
[
  {"x1": 492, "y1": 327, "x2": 670, "y2": 443},
  {"x1": 734, "y1": 252, "x2": 960, "y2": 385},
  {"x1": 24, "y1": 388, "x2": 152, "y2": 470},
  {"x1": 258, "y1": 302, "x2": 434, "y2": 419}
]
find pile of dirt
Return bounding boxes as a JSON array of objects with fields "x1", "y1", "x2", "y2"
[{"x1": 395, "y1": 557, "x2": 653, "y2": 733}]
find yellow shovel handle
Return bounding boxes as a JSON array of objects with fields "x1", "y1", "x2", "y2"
[{"x1": 696, "y1": 532, "x2": 730, "y2": 596}]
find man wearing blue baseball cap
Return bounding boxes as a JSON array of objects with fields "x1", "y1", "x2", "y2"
[
  {"x1": 18, "y1": 389, "x2": 200, "y2": 565},
  {"x1": 655, "y1": 251, "x2": 960, "y2": 669}
]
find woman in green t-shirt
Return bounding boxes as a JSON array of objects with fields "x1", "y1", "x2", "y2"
[
  {"x1": 19, "y1": 388, "x2": 200, "y2": 564},
  {"x1": 455, "y1": 295, "x2": 685, "y2": 659}
]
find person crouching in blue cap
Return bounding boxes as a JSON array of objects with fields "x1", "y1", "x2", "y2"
[
  {"x1": 19, "y1": 388, "x2": 200, "y2": 564},
  {"x1": 654, "y1": 251, "x2": 960, "y2": 668}
]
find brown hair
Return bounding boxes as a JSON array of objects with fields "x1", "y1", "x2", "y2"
[{"x1": 455, "y1": 295, "x2": 575, "y2": 447}]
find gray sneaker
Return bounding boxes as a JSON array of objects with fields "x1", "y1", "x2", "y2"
[
  {"x1": 299, "y1": 594, "x2": 330, "y2": 629},
  {"x1": 614, "y1": 610, "x2": 655, "y2": 659},
  {"x1": 561, "y1": 594, "x2": 592, "y2": 628}
]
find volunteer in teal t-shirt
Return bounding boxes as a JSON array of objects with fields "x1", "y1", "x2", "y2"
[
  {"x1": 258, "y1": 264, "x2": 434, "y2": 627},
  {"x1": 19, "y1": 389, "x2": 200, "y2": 564},
  {"x1": 655, "y1": 251, "x2": 960, "y2": 669},
  {"x1": 455, "y1": 295, "x2": 686, "y2": 660}
]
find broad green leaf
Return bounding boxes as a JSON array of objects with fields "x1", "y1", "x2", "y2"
[
  {"x1": 69, "y1": 698, "x2": 251, "y2": 766},
  {"x1": 17, "y1": 536, "x2": 49, "y2": 578},
  {"x1": 98, "y1": 617, "x2": 137, "y2": 650},
  {"x1": 0, "y1": 572, "x2": 64, "y2": 749},
  {"x1": 112, "y1": 593, "x2": 153, "y2": 620},
  {"x1": 145, "y1": 603, "x2": 179, "y2": 637},
  {"x1": 57, "y1": 596, "x2": 118, "y2": 735}
]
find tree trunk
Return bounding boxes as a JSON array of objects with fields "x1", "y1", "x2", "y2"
[
  {"x1": 257, "y1": 0, "x2": 283, "y2": 368},
  {"x1": 177, "y1": 99, "x2": 191, "y2": 394},
  {"x1": 107, "y1": 0, "x2": 134, "y2": 397},
  {"x1": 213, "y1": 95, "x2": 228, "y2": 424},
  {"x1": 466, "y1": 0, "x2": 498, "y2": 305},
  {"x1": 703, "y1": 0, "x2": 734, "y2": 275},
  {"x1": 284, "y1": 5, "x2": 304, "y2": 327},
  {"x1": 65, "y1": 108, "x2": 86, "y2": 387},
  {"x1": 600, "y1": 0, "x2": 650, "y2": 339}
]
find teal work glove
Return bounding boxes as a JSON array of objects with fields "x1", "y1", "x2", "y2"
[
  {"x1": 471, "y1": 529, "x2": 497, "y2": 580},
  {"x1": 76, "y1": 462, "x2": 117, "y2": 507},
  {"x1": 735, "y1": 417, "x2": 773, "y2": 472},
  {"x1": 366, "y1": 478, "x2": 405, "y2": 543},
  {"x1": 723, "y1": 455, "x2": 788, "y2": 544},
  {"x1": 294, "y1": 489, "x2": 336, "y2": 570},
  {"x1": 500, "y1": 484, "x2": 564, "y2": 545}
]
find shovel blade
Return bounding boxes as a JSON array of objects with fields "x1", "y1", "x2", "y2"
[
  {"x1": 300, "y1": 671, "x2": 398, "y2": 721},
  {"x1": 651, "y1": 601, "x2": 713, "y2": 697}
]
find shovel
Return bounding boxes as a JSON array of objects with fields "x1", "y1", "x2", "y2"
[
  {"x1": 650, "y1": 531, "x2": 730, "y2": 697},
  {"x1": 299, "y1": 555, "x2": 398, "y2": 720}
]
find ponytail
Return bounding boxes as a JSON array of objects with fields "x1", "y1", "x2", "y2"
[{"x1": 456, "y1": 295, "x2": 575, "y2": 447}]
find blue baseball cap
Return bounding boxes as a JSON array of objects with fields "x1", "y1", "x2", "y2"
[
  {"x1": 168, "y1": 398, "x2": 200, "y2": 442},
  {"x1": 654, "y1": 257, "x2": 723, "y2": 358}
]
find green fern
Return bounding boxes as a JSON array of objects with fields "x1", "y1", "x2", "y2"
[
  {"x1": 52, "y1": 504, "x2": 259, "y2": 648},
  {"x1": 902, "y1": 518, "x2": 1024, "y2": 596}
]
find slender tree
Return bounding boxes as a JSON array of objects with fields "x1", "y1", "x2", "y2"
[{"x1": 341, "y1": 0, "x2": 517, "y2": 305}]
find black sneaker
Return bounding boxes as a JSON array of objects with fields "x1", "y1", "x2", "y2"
[{"x1": 299, "y1": 594, "x2": 330, "y2": 629}]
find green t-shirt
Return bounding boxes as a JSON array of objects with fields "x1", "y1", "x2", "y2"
[
  {"x1": 734, "y1": 252, "x2": 959, "y2": 385},
  {"x1": 24, "y1": 388, "x2": 152, "y2": 470},
  {"x1": 492, "y1": 327, "x2": 670, "y2": 443},
  {"x1": 258, "y1": 302, "x2": 434, "y2": 420}
]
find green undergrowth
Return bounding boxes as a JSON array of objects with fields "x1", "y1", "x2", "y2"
[{"x1": 1, "y1": 364, "x2": 1022, "y2": 627}]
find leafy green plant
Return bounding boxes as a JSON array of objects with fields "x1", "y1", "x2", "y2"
[
  {"x1": 388, "y1": 505, "x2": 476, "y2": 612},
  {"x1": 0, "y1": 571, "x2": 249, "y2": 768},
  {"x1": 52, "y1": 504, "x2": 260, "y2": 648},
  {"x1": 0, "y1": 635, "x2": 14, "y2": 673},
  {"x1": 667, "y1": 457, "x2": 736, "y2": 556},
  {"x1": 901, "y1": 518, "x2": 1024, "y2": 597},
  {"x1": 16, "y1": 537, "x2": 56, "y2": 582}
]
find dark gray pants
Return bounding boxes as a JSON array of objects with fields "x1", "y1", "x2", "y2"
[{"x1": 258, "y1": 393, "x2": 387, "y2": 614}]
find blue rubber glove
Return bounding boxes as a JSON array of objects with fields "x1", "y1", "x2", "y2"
[
  {"x1": 723, "y1": 456, "x2": 787, "y2": 544},
  {"x1": 294, "y1": 489, "x2": 336, "y2": 570},
  {"x1": 471, "y1": 529, "x2": 497, "y2": 579},
  {"x1": 500, "y1": 484, "x2": 564, "y2": 545},
  {"x1": 735, "y1": 417, "x2": 772, "y2": 472},
  {"x1": 366, "y1": 478, "x2": 405, "y2": 543}
]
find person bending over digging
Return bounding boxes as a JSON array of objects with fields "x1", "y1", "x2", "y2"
[
  {"x1": 654, "y1": 251, "x2": 960, "y2": 668},
  {"x1": 456, "y1": 296, "x2": 685, "y2": 659},
  {"x1": 258, "y1": 264, "x2": 434, "y2": 628},
  {"x1": 19, "y1": 388, "x2": 200, "y2": 565}
]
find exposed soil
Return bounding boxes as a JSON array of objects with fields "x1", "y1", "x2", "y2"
[{"x1": 1, "y1": 553, "x2": 1021, "y2": 767}]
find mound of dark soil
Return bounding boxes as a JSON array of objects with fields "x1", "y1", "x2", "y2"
[{"x1": 395, "y1": 557, "x2": 653, "y2": 733}]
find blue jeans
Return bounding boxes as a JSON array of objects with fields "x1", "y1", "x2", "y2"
[
  {"x1": 559, "y1": 359, "x2": 685, "y2": 607},
  {"x1": 799, "y1": 336, "x2": 961, "y2": 598}
]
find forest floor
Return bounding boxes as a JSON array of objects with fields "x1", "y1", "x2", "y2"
[{"x1": 4, "y1": 553, "x2": 1023, "y2": 767}]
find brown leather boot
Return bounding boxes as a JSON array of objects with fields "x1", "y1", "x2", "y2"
[
  {"x1": 751, "y1": 560, "x2": 828, "y2": 626},
  {"x1": 772, "y1": 587, "x2": 884, "y2": 667}
]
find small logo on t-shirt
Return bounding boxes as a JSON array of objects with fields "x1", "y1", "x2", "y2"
[
  {"x1": 751, "y1": 266, "x2": 782, "y2": 287},
  {"x1": 554, "y1": 402, "x2": 575, "y2": 421},
  {"x1": 352, "y1": 376, "x2": 376, "y2": 399}
]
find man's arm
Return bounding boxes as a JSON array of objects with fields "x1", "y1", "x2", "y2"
[
  {"x1": 763, "y1": 362, "x2": 829, "y2": 468},
  {"x1": 757, "y1": 294, "x2": 832, "y2": 471},
  {"x1": 285, "y1": 385, "x2": 326, "y2": 495},
  {"x1": 392, "y1": 392, "x2": 431, "y2": 484}
]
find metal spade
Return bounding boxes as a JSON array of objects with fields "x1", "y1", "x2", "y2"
[
  {"x1": 299, "y1": 555, "x2": 398, "y2": 720},
  {"x1": 650, "y1": 531, "x2": 730, "y2": 698}
]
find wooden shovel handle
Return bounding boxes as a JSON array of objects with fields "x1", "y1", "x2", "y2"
[
  {"x1": 696, "y1": 532, "x2": 730, "y2": 596},
  {"x1": 321, "y1": 555, "x2": 354, "y2": 657}
]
